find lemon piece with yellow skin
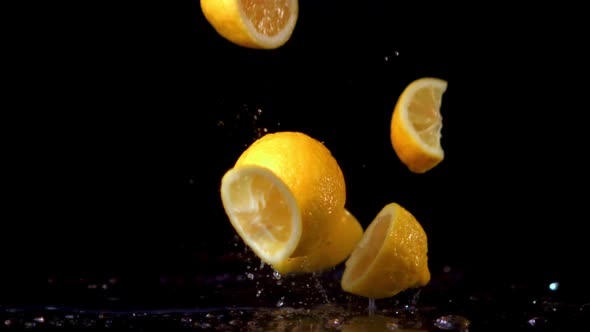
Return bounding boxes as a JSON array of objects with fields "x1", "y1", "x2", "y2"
[
  {"x1": 221, "y1": 131, "x2": 346, "y2": 264},
  {"x1": 200, "y1": 0, "x2": 298, "y2": 49},
  {"x1": 341, "y1": 202, "x2": 430, "y2": 299},
  {"x1": 272, "y1": 209, "x2": 363, "y2": 274},
  {"x1": 391, "y1": 77, "x2": 447, "y2": 173}
]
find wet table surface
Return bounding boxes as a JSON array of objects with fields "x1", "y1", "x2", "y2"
[{"x1": 2, "y1": 249, "x2": 589, "y2": 331}]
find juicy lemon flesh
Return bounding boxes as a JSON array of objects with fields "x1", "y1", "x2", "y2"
[
  {"x1": 408, "y1": 86, "x2": 444, "y2": 148},
  {"x1": 222, "y1": 166, "x2": 300, "y2": 263},
  {"x1": 229, "y1": 173, "x2": 293, "y2": 247},
  {"x1": 344, "y1": 214, "x2": 388, "y2": 283},
  {"x1": 391, "y1": 77, "x2": 447, "y2": 173},
  {"x1": 241, "y1": 0, "x2": 291, "y2": 37}
]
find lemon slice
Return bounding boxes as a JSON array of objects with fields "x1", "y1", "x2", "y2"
[
  {"x1": 272, "y1": 209, "x2": 363, "y2": 274},
  {"x1": 390, "y1": 77, "x2": 448, "y2": 173},
  {"x1": 341, "y1": 202, "x2": 430, "y2": 299},
  {"x1": 200, "y1": 0, "x2": 298, "y2": 49},
  {"x1": 220, "y1": 165, "x2": 301, "y2": 264}
]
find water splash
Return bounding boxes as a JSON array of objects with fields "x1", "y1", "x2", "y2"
[
  {"x1": 527, "y1": 316, "x2": 548, "y2": 327},
  {"x1": 368, "y1": 298, "x2": 377, "y2": 316},
  {"x1": 434, "y1": 314, "x2": 470, "y2": 330},
  {"x1": 312, "y1": 274, "x2": 331, "y2": 304}
]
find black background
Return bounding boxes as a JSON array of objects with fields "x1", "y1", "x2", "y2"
[{"x1": 4, "y1": 1, "x2": 588, "y2": 306}]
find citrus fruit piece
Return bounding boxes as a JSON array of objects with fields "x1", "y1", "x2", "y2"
[
  {"x1": 200, "y1": 0, "x2": 298, "y2": 49},
  {"x1": 341, "y1": 202, "x2": 430, "y2": 299},
  {"x1": 272, "y1": 209, "x2": 363, "y2": 274},
  {"x1": 220, "y1": 165, "x2": 301, "y2": 264},
  {"x1": 221, "y1": 131, "x2": 346, "y2": 263},
  {"x1": 390, "y1": 77, "x2": 448, "y2": 173}
]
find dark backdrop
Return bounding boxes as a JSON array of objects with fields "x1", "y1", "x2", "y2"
[{"x1": 4, "y1": 1, "x2": 587, "y2": 306}]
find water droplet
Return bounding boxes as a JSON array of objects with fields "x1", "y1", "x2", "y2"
[
  {"x1": 443, "y1": 265, "x2": 452, "y2": 273},
  {"x1": 205, "y1": 313, "x2": 215, "y2": 319},
  {"x1": 257, "y1": 108, "x2": 263, "y2": 115},
  {"x1": 273, "y1": 271, "x2": 282, "y2": 280},
  {"x1": 394, "y1": 50, "x2": 400, "y2": 56},
  {"x1": 4, "y1": 320, "x2": 13, "y2": 327},
  {"x1": 276, "y1": 297, "x2": 285, "y2": 307},
  {"x1": 259, "y1": 260, "x2": 266, "y2": 269},
  {"x1": 256, "y1": 289, "x2": 263, "y2": 297},
  {"x1": 368, "y1": 298, "x2": 377, "y2": 315},
  {"x1": 246, "y1": 273, "x2": 254, "y2": 280},
  {"x1": 180, "y1": 317, "x2": 192, "y2": 325},
  {"x1": 24, "y1": 322, "x2": 35, "y2": 328},
  {"x1": 200, "y1": 322, "x2": 212, "y2": 329},
  {"x1": 549, "y1": 281, "x2": 559, "y2": 291},
  {"x1": 325, "y1": 318, "x2": 343, "y2": 329},
  {"x1": 386, "y1": 320, "x2": 401, "y2": 330},
  {"x1": 542, "y1": 301, "x2": 561, "y2": 312},
  {"x1": 528, "y1": 316, "x2": 548, "y2": 327},
  {"x1": 33, "y1": 317, "x2": 44, "y2": 323},
  {"x1": 384, "y1": 56, "x2": 389, "y2": 61},
  {"x1": 229, "y1": 319, "x2": 241, "y2": 326},
  {"x1": 434, "y1": 315, "x2": 471, "y2": 330},
  {"x1": 216, "y1": 120, "x2": 225, "y2": 127},
  {"x1": 276, "y1": 280, "x2": 283, "y2": 286}
]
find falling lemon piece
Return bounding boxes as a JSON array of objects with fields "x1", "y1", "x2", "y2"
[
  {"x1": 200, "y1": 0, "x2": 298, "y2": 49},
  {"x1": 272, "y1": 209, "x2": 363, "y2": 274},
  {"x1": 341, "y1": 202, "x2": 430, "y2": 299},
  {"x1": 390, "y1": 77, "x2": 448, "y2": 173},
  {"x1": 220, "y1": 131, "x2": 346, "y2": 264}
]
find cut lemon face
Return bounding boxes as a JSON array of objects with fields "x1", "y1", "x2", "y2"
[
  {"x1": 272, "y1": 209, "x2": 363, "y2": 274},
  {"x1": 341, "y1": 202, "x2": 430, "y2": 299},
  {"x1": 200, "y1": 0, "x2": 298, "y2": 49},
  {"x1": 390, "y1": 77, "x2": 448, "y2": 173},
  {"x1": 221, "y1": 131, "x2": 346, "y2": 264},
  {"x1": 234, "y1": 131, "x2": 346, "y2": 258},
  {"x1": 220, "y1": 165, "x2": 302, "y2": 264}
]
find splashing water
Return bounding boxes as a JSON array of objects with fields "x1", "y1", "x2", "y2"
[
  {"x1": 368, "y1": 298, "x2": 377, "y2": 315},
  {"x1": 312, "y1": 273, "x2": 331, "y2": 304},
  {"x1": 434, "y1": 314, "x2": 470, "y2": 330}
]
